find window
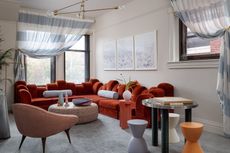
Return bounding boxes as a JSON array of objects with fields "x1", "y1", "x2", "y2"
[
  {"x1": 179, "y1": 21, "x2": 221, "y2": 60},
  {"x1": 25, "y1": 56, "x2": 55, "y2": 85},
  {"x1": 65, "y1": 35, "x2": 90, "y2": 83}
]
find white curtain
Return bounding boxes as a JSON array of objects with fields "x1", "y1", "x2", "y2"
[
  {"x1": 171, "y1": 0, "x2": 230, "y2": 137},
  {"x1": 15, "y1": 9, "x2": 93, "y2": 81}
]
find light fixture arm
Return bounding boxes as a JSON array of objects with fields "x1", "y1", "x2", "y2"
[{"x1": 55, "y1": 6, "x2": 119, "y2": 15}]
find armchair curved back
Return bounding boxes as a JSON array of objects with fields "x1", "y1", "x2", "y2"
[{"x1": 12, "y1": 104, "x2": 78, "y2": 138}]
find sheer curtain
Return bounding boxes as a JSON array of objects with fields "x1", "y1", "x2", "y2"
[
  {"x1": 171, "y1": 0, "x2": 230, "y2": 137},
  {"x1": 15, "y1": 9, "x2": 93, "y2": 80}
]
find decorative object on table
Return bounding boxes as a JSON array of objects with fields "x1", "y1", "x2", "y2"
[
  {"x1": 117, "y1": 36, "x2": 134, "y2": 70},
  {"x1": 117, "y1": 73, "x2": 138, "y2": 101},
  {"x1": 72, "y1": 98, "x2": 92, "y2": 106},
  {"x1": 128, "y1": 119, "x2": 149, "y2": 153},
  {"x1": 0, "y1": 92, "x2": 10, "y2": 139},
  {"x1": 103, "y1": 40, "x2": 116, "y2": 70},
  {"x1": 134, "y1": 31, "x2": 157, "y2": 70},
  {"x1": 64, "y1": 91, "x2": 69, "y2": 106},
  {"x1": 169, "y1": 113, "x2": 180, "y2": 143},
  {"x1": 58, "y1": 93, "x2": 64, "y2": 106},
  {"x1": 180, "y1": 122, "x2": 204, "y2": 153},
  {"x1": 152, "y1": 97, "x2": 193, "y2": 105}
]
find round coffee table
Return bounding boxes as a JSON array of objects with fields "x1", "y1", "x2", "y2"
[{"x1": 48, "y1": 102, "x2": 98, "y2": 124}]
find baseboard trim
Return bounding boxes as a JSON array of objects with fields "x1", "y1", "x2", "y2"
[{"x1": 180, "y1": 115, "x2": 223, "y2": 136}]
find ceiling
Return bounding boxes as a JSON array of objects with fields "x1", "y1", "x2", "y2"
[{"x1": 12, "y1": 0, "x2": 133, "y2": 18}]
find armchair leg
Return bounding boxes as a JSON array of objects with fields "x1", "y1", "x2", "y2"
[
  {"x1": 65, "y1": 129, "x2": 71, "y2": 144},
  {"x1": 41, "y1": 137, "x2": 46, "y2": 153},
  {"x1": 19, "y1": 135, "x2": 26, "y2": 149}
]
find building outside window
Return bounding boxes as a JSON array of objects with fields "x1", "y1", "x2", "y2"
[
  {"x1": 65, "y1": 35, "x2": 90, "y2": 83},
  {"x1": 179, "y1": 21, "x2": 221, "y2": 60},
  {"x1": 26, "y1": 56, "x2": 55, "y2": 85}
]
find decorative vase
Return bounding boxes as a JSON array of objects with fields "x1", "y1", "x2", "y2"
[{"x1": 123, "y1": 90, "x2": 132, "y2": 101}]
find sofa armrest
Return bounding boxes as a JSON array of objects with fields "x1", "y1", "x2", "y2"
[{"x1": 18, "y1": 89, "x2": 32, "y2": 105}]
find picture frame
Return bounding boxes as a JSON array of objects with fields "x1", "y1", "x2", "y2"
[
  {"x1": 134, "y1": 31, "x2": 157, "y2": 70},
  {"x1": 116, "y1": 36, "x2": 134, "y2": 70},
  {"x1": 103, "y1": 40, "x2": 116, "y2": 70}
]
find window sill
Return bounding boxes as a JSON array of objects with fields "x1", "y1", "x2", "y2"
[{"x1": 167, "y1": 59, "x2": 219, "y2": 69}]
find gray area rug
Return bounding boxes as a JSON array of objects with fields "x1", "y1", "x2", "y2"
[{"x1": 0, "y1": 114, "x2": 230, "y2": 153}]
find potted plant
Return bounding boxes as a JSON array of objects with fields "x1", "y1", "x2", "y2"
[
  {"x1": 117, "y1": 73, "x2": 138, "y2": 101},
  {"x1": 0, "y1": 37, "x2": 13, "y2": 93}
]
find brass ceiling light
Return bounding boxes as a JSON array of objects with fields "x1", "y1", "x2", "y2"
[{"x1": 52, "y1": 0, "x2": 119, "y2": 19}]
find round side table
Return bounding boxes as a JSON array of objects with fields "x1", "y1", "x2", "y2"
[{"x1": 127, "y1": 119, "x2": 148, "y2": 153}]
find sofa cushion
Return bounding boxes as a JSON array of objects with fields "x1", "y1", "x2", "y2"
[
  {"x1": 47, "y1": 83, "x2": 58, "y2": 90},
  {"x1": 82, "y1": 82, "x2": 93, "y2": 94},
  {"x1": 57, "y1": 80, "x2": 67, "y2": 90},
  {"x1": 43, "y1": 90, "x2": 72, "y2": 97},
  {"x1": 106, "y1": 80, "x2": 119, "y2": 90},
  {"x1": 98, "y1": 90, "x2": 119, "y2": 99},
  {"x1": 92, "y1": 82, "x2": 103, "y2": 94},
  {"x1": 99, "y1": 99, "x2": 120, "y2": 110},
  {"x1": 117, "y1": 84, "x2": 126, "y2": 99}
]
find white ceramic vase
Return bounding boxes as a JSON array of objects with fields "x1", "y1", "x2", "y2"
[{"x1": 123, "y1": 90, "x2": 132, "y2": 101}]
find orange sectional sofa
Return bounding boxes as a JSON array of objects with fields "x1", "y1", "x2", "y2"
[{"x1": 15, "y1": 79, "x2": 174, "y2": 127}]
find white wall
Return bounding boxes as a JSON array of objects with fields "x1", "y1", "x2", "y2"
[
  {"x1": 0, "y1": 1, "x2": 19, "y2": 109},
  {"x1": 93, "y1": 0, "x2": 223, "y2": 134}
]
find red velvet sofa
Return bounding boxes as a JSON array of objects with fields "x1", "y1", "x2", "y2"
[{"x1": 15, "y1": 79, "x2": 174, "y2": 126}]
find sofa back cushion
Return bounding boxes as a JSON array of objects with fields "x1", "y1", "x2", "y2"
[
  {"x1": 75, "y1": 84, "x2": 85, "y2": 95},
  {"x1": 157, "y1": 83, "x2": 174, "y2": 96},
  {"x1": 106, "y1": 80, "x2": 119, "y2": 90},
  {"x1": 92, "y1": 82, "x2": 103, "y2": 94},
  {"x1": 82, "y1": 82, "x2": 93, "y2": 94},
  {"x1": 27, "y1": 84, "x2": 38, "y2": 98},
  {"x1": 131, "y1": 86, "x2": 147, "y2": 101},
  {"x1": 43, "y1": 90, "x2": 72, "y2": 97},
  {"x1": 117, "y1": 84, "x2": 126, "y2": 99},
  {"x1": 66, "y1": 82, "x2": 77, "y2": 95},
  {"x1": 47, "y1": 83, "x2": 58, "y2": 90},
  {"x1": 149, "y1": 87, "x2": 165, "y2": 97},
  {"x1": 56, "y1": 80, "x2": 67, "y2": 90}
]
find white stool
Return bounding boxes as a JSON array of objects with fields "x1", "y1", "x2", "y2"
[
  {"x1": 127, "y1": 119, "x2": 148, "y2": 153},
  {"x1": 169, "y1": 113, "x2": 180, "y2": 143}
]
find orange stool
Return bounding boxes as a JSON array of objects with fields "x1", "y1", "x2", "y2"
[{"x1": 180, "y1": 122, "x2": 204, "y2": 153}]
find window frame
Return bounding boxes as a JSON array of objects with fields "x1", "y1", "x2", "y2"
[
  {"x1": 64, "y1": 34, "x2": 90, "y2": 83},
  {"x1": 179, "y1": 20, "x2": 220, "y2": 61},
  {"x1": 25, "y1": 55, "x2": 56, "y2": 84}
]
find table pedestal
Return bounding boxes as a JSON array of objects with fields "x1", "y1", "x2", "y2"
[{"x1": 119, "y1": 100, "x2": 132, "y2": 129}]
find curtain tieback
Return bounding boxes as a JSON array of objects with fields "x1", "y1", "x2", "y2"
[{"x1": 225, "y1": 26, "x2": 230, "y2": 31}]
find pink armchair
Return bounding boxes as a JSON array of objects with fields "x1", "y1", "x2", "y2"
[{"x1": 12, "y1": 103, "x2": 79, "y2": 153}]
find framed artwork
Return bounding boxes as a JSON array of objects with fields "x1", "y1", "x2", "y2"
[
  {"x1": 117, "y1": 37, "x2": 134, "y2": 70},
  {"x1": 103, "y1": 40, "x2": 116, "y2": 70},
  {"x1": 134, "y1": 31, "x2": 157, "y2": 70}
]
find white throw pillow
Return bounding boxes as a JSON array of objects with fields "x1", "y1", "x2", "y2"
[{"x1": 98, "y1": 90, "x2": 119, "y2": 99}]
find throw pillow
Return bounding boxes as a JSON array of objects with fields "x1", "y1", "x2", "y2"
[{"x1": 97, "y1": 90, "x2": 119, "y2": 99}]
